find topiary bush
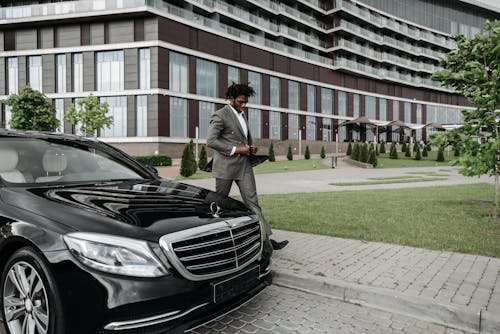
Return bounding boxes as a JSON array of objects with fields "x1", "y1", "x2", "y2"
[
  {"x1": 390, "y1": 142, "x2": 398, "y2": 159},
  {"x1": 198, "y1": 145, "x2": 208, "y2": 170},
  {"x1": 269, "y1": 142, "x2": 276, "y2": 162},
  {"x1": 413, "y1": 141, "x2": 419, "y2": 152},
  {"x1": 422, "y1": 145, "x2": 428, "y2": 157},
  {"x1": 360, "y1": 143, "x2": 369, "y2": 163},
  {"x1": 405, "y1": 144, "x2": 411, "y2": 157},
  {"x1": 401, "y1": 141, "x2": 407, "y2": 153},
  {"x1": 368, "y1": 148, "x2": 377, "y2": 167},
  {"x1": 347, "y1": 142, "x2": 352, "y2": 155},
  {"x1": 305, "y1": 145, "x2": 311, "y2": 160},
  {"x1": 352, "y1": 143, "x2": 360, "y2": 161},
  {"x1": 135, "y1": 155, "x2": 172, "y2": 167},
  {"x1": 180, "y1": 140, "x2": 197, "y2": 177},
  {"x1": 380, "y1": 141, "x2": 386, "y2": 154},
  {"x1": 287, "y1": 144, "x2": 293, "y2": 161},
  {"x1": 436, "y1": 146, "x2": 445, "y2": 162},
  {"x1": 415, "y1": 146, "x2": 422, "y2": 160},
  {"x1": 320, "y1": 146, "x2": 326, "y2": 159}
]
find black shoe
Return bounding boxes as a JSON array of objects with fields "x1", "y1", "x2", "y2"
[{"x1": 271, "y1": 239, "x2": 289, "y2": 250}]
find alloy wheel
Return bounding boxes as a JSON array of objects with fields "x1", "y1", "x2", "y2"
[{"x1": 3, "y1": 261, "x2": 49, "y2": 334}]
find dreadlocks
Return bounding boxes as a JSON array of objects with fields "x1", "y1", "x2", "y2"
[{"x1": 225, "y1": 82, "x2": 255, "y2": 99}]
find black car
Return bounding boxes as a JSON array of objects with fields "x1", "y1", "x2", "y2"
[{"x1": 0, "y1": 130, "x2": 272, "y2": 334}]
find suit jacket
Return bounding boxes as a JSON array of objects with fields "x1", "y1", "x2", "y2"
[{"x1": 206, "y1": 105, "x2": 253, "y2": 180}]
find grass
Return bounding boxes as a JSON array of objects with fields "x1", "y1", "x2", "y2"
[
  {"x1": 329, "y1": 177, "x2": 447, "y2": 186},
  {"x1": 376, "y1": 149, "x2": 456, "y2": 168},
  {"x1": 175, "y1": 158, "x2": 329, "y2": 180},
  {"x1": 256, "y1": 183, "x2": 500, "y2": 257}
]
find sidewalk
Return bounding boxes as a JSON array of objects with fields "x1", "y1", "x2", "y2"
[{"x1": 271, "y1": 230, "x2": 500, "y2": 334}]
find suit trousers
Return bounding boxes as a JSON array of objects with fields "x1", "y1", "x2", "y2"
[{"x1": 215, "y1": 161, "x2": 272, "y2": 237}]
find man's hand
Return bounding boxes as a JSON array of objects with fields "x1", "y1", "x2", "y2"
[
  {"x1": 250, "y1": 145, "x2": 258, "y2": 155},
  {"x1": 235, "y1": 145, "x2": 251, "y2": 155}
]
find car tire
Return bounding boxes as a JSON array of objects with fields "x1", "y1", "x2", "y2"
[{"x1": 0, "y1": 247, "x2": 65, "y2": 334}]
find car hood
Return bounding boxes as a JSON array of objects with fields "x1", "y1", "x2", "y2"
[{"x1": 5, "y1": 179, "x2": 253, "y2": 240}]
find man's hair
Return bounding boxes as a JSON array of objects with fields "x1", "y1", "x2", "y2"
[{"x1": 225, "y1": 82, "x2": 255, "y2": 99}]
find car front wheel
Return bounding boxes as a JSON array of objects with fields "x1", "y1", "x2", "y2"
[{"x1": 1, "y1": 247, "x2": 64, "y2": 334}]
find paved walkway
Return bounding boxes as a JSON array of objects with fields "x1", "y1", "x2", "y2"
[{"x1": 161, "y1": 158, "x2": 499, "y2": 333}]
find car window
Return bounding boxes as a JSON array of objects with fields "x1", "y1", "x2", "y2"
[{"x1": 0, "y1": 137, "x2": 148, "y2": 185}]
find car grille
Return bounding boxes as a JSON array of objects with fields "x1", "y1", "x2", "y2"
[{"x1": 159, "y1": 217, "x2": 262, "y2": 281}]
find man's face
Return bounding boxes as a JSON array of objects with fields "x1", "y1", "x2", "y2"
[{"x1": 230, "y1": 95, "x2": 248, "y2": 112}]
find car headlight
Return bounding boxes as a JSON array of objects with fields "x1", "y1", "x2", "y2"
[{"x1": 63, "y1": 233, "x2": 168, "y2": 278}]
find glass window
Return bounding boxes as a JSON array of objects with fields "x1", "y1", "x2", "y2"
[
  {"x1": 170, "y1": 97, "x2": 188, "y2": 137},
  {"x1": 169, "y1": 52, "x2": 188, "y2": 93},
  {"x1": 306, "y1": 116, "x2": 316, "y2": 141},
  {"x1": 307, "y1": 85, "x2": 315, "y2": 113},
  {"x1": 365, "y1": 96, "x2": 376, "y2": 119},
  {"x1": 248, "y1": 72, "x2": 261, "y2": 104},
  {"x1": 100, "y1": 96, "x2": 127, "y2": 137},
  {"x1": 270, "y1": 77, "x2": 280, "y2": 108},
  {"x1": 404, "y1": 102, "x2": 411, "y2": 122},
  {"x1": 28, "y1": 56, "x2": 43, "y2": 92},
  {"x1": 337, "y1": 91, "x2": 347, "y2": 141},
  {"x1": 73, "y1": 53, "x2": 83, "y2": 93},
  {"x1": 139, "y1": 49, "x2": 150, "y2": 90},
  {"x1": 198, "y1": 101, "x2": 214, "y2": 139},
  {"x1": 54, "y1": 99, "x2": 64, "y2": 133},
  {"x1": 392, "y1": 100, "x2": 400, "y2": 142},
  {"x1": 322, "y1": 118, "x2": 332, "y2": 142},
  {"x1": 321, "y1": 88, "x2": 332, "y2": 114},
  {"x1": 227, "y1": 66, "x2": 240, "y2": 85},
  {"x1": 97, "y1": 51, "x2": 124, "y2": 91},
  {"x1": 353, "y1": 94, "x2": 360, "y2": 118},
  {"x1": 136, "y1": 95, "x2": 147, "y2": 137},
  {"x1": 248, "y1": 108, "x2": 261, "y2": 138},
  {"x1": 196, "y1": 59, "x2": 217, "y2": 97},
  {"x1": 288, "y1": 114, "x2": 299, "y2": 140},
  {"x1": 288, "y1": 81, "x2": 299, "y2": 110},
  {"x1": 269, "y1": 111, "x2": 281, "y2": 139},
  {"x1": 416, "y1": 104, "x2": 422, "y2": 140},
  {"x1": 56, "y1": 54, "x2": 66, "y2": 93},
  {"x1": 379, "y1": 98, "x2": 387, "y2": 121},
  {"x1": 7, "y1": 57, "x2": 18, "y2": 95}
]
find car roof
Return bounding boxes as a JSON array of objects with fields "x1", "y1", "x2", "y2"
[{"x1": 0, "y1": 129, "x2": 98, "y2": 143}]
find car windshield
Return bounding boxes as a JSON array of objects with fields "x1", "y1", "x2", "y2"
[{"x1": 0, "y1": 137, "x2": 148, "y2": 185}]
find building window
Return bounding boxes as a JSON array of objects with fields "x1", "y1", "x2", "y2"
[
  {"x1": 353, "y1": 94, "x2": 360, "y2": 118},
  {"x1": 248, "y1": 72, "x2": 261, "y2": 104},
  {"x1": 270, "y1": 77, "x2": 280, "y2": 108},
  {"x1": 170, "y1": 97, "x2": 188, "y2": 137},
  {"x1": 56, "y1": 54, "x2": 66, "y2": 93},
  {"x1": 7, "y1": 57, "x2": 18, "y2": 95},
  {"x1": 97, "y1": 51, "x2": 124, "y2": 91},
  {"x1": 28, "y1": 56, "x2": 43, "y2": 92},
  {"x1": 288, "y1": 114, "x2": 299, "y2": 140},
  {"x1": 55, "y1": 99, "x2": 64, "y2": 133},
  {"x1": 307, "y1": 85, "x2": 315, "y2": 113},
  {"x1": 323, "y1": 118, "x2": 332, "y2": 142},
  {"x1": 169, "y1": 52, "x2": 188, "y2": 93},
  {"x1": 416, "y1": 104, "x2": 422, "y2": 140},
  {"x1": 198, "y1": 101, "x2": 214, "y2": 139},
  {"x1": 404, "y1": 102, "x2": 411, "y2": 122},
  {"x1": 306, "y1": 116, "x2": 316, "y2": 141},
  {"x1": 136, "y1": 95, "x2": 147, "y2": 136},
  {"x1": 392, "y1": 100, "x2": 400, "y2": 142},
  {"x1": 228, "y1": 66, "x2": 240, "y2": 85},
  {"x1": 196, "y1": 59, "x2": 217, "y2": 97},
  {"x1": 248, "y1": 108, "x2": 261, "y2": 138},
  {"x1": 73, "y1": 53, "x2": 83, "y2": 93},
  {"x1": 321, "y1": 88, "x2": 332, "y2": 115},
  {"x1": 379, "y1": 98, "x2": 387, "y2": 121},
  {"x1": 269, "y1": 111, "x2": 281, "y2": 140},
  {"x1": 139, "y1": 48, "x2": 150, "y2": 90},
  {"x1": 288, "y1": 81, "x2": 299, "y2": 110},
  {"x1": 337, "y1": 91, "x2": 347, "y2": 141},
  {"x1": 365, "y1": 96, "x2": 376, "y2": 141},
  {"x1": 100, "y1": 96, "x2": 127, "y2": 137}
]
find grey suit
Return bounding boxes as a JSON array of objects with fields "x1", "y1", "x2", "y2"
[{"x1": 206, "y1": 105, "x2": 272, "y2": 236}]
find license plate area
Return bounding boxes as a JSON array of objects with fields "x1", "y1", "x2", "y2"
[{"x1": 211, "y1": 265, "x2": 260, "y2": 304}]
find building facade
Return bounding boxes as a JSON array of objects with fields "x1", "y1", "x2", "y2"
[{"x1": 0, "y1": 0, "x2": 499, "y2": 157}]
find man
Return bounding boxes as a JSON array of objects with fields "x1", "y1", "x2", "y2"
[{"x1": 207, "y1": 82, "x2": 288, "y2": 250}]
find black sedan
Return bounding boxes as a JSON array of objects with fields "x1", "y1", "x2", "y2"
[{"x1": 0, "y1": 130, "x2": 272, "y2": 334}]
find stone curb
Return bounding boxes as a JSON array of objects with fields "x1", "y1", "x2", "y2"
[{"x1": 272, "y1": 268, "x2": 499, "y2": 334}]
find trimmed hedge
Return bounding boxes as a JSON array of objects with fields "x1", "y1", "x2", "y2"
[{"x1": 135, "y1": 155, "x2": 172, "y2": 167}]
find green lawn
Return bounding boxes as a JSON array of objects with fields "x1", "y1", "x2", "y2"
[
  {"x1": 376, "y1": 149, "x2": 455, "y2": 168},
  {"x1": 256, "y1": 183, "x2": 500, "y2": 257}
]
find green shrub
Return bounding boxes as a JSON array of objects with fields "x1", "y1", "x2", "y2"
[
  {"x1": 375, "y1": 143, "x2": 379, "y2": 156},
  {"x1": 180, "y1": 140, "x2": 197, "y2": 177},
  {"x1": 304, "y1": 145, "x2": 311, "y2": 160},
  {"x1": 368, "y1": 148, "x2": 377, "y2": 167},
  {"x1": 287, "y1": 144, "x2": 293, "y2": 161},
  {"x1": 134, "y1": 155, "x2": 172, "y2": 167},
  {"x1": 405, "y1": 144, "x2": 411, "y2": 157},
  {"x1": 401, "y1": 141, "x2": 407, "y2": 153},
  {"x1": 437, "y1": 147, "x2": 445, "y2": 162},
  {"x1": 198, "y1": 145, "x2": 208, "y2": 170},
  {"x1": 360, "y1": 143, "x2": 369, "y2": 163},
  {"x1": 422, "y1": 145, "x2": 428, "y2": 157},
  {"x1": 413, "y1": 142, "x2": 419, "y2": 152},
  {"x1": 320, "y1": 146, "x2": 326, "y2": 159},
  {"x1": 380, "y1": 141, "x2": 386, "y2": 154},
  {"x1": 454, "y1": 146, "x2": 460, "y2": 157},
  {"x1": 390, "y1": 142, "x2": 398, "y2": 159},
  {"x1": 426, "y1": 143, "x2": 432, "y2": 152},
  {"x1": 269, "y1": 142, "x2": 276, "y2": 162},
  {"x1": 415, "y1": 146, "x2": 422, "y2": 160},
  {"x1": 352, "y1": 143, "x2": 359, "y2": 161},
  {"x1": 347, "y1": 142, "x2": 352, "y2": 155}
]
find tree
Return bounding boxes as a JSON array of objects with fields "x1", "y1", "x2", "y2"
[
  {"x1": 360, "y1": 143, "x2": 369, "y2": 163},
  {"x1": 405, "y1": 144, "x2": 411, "y2": 157},
  {"x1": 431, "y1": 20, "x2": 500, "y2": 218},
  {"x1": 380, "y1": 141, "x2": 386, "y2": 154},
  {"x1": 268, "y1": 142, "x2": 276, "y2": 162},
  {"x1": 401, "y1": 141, "x2": 407, "y2": 153},
  {"x1": 287, "y1": 144, "x2": 293, "y2": 161},
  {"x1": 304, "y1": 145, "x2": 311, "y2": 160},
  {"x1": 65, "y1": 95, "x2": 113, "y2": 137},
  {"x1": 320, "y1": 146, "x2": 326, "y2": 159},
  {"x1": 368, "y1": 148, "x2": 377, "y2": 167},
  {"x1": 346, "y1": 142, "x2": 352, "y2": 155},
  {"x1": 4, "y1": 86, "x2": 60, "y2": 131},
  {"x1": 180, "y1": 140, "x2": 197, "y2": 177},
  {"x1": 436, "y1": 146, "x2": 445, "y2": 162},
  {"x1": 198, "y1": 145, "x2": 208, "y2": 171},
  {"x1": 422, "y1": 145, "x2": 428, "y2": 157},
  {"x1": 415, "y1": 146, "x2": 422, "y2": 160}
]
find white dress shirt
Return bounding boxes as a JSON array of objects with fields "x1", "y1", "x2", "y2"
[{"x1": 228, "y1": 104, "x2": 248, "y2": 156}]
